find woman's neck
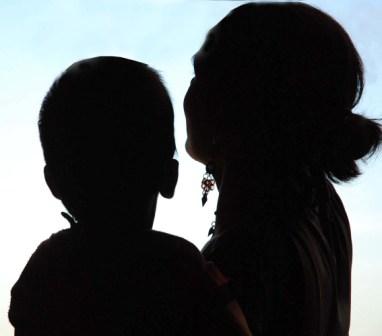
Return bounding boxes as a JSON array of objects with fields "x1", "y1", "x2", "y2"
[
  {"x1": 213, "y1": 159, "x2": 313, "y2": 235},
  {"x1": 214, "y1": 160, "x2": 264, "y2": 235}
]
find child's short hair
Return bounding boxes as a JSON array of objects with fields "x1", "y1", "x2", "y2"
[{"x1": 39, "y1": 56, "x2": 175, "y2": 218}]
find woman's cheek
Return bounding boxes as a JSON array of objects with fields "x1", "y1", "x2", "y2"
[{"x1": 183, "y1": 79, "x2": 198, "y2": 118}]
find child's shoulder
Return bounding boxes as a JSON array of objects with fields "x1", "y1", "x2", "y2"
[
  {"x1": 147, "y1": 229, "x2": 197, "y2": 248},
  {"x1": 9, "y1": 228, "x2": 76, "y2": 324},
  {"x1": 12, "y1": 229, "x2": 76, "y2": 284},
  {"x1": 144, "y1": 230, "x2": 205, "y2": 266},
  {"x1": 25, "y1": 228, "x2": 74, "y2": 263}
]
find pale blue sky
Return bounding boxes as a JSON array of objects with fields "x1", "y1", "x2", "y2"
[{"x1": 0, "y1": 1, "x2": 381, "y2": 335}]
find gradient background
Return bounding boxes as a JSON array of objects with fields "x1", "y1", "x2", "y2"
[{"x1": 0, "y1": 1, "x2": 381, "y2": 335}]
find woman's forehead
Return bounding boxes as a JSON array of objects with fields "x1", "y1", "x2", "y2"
[{"x1": 192, "y1": 26, "x2": 220, "y2": 72}]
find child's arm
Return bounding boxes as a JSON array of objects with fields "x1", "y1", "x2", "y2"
[
  {"x1": 204, "y1": 261, "x2": 252, "y2": 336},
  {"x1": 178, "y1": 240, "x2": 253, "y2": 336}
]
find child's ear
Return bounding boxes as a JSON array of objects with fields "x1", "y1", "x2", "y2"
[
  {"x1": 159, "y1": 159, "x2": 179, "y2": 199},
  {"x1": 44, "y1": 165, "x2": 62, "y2": 200}
]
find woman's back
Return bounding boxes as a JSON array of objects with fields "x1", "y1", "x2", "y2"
[{"x1": 202, "y1": 177, "x2": 352, "y2": 335}]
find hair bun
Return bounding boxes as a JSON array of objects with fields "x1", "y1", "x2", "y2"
[
  {"x1": 342, "y1": 113, "x2": 381, "y2": 160},
  {"x1": 323, "y1": 112, "x2": 381, "y2": 182}
]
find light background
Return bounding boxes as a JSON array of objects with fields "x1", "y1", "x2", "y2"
[{"x1": 0, "y1": 0, "x2": 381, "y2": 335}]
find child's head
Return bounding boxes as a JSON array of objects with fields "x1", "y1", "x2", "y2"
[{"x1": 39, "y1": 56, "x2": 177, "y2": 224}]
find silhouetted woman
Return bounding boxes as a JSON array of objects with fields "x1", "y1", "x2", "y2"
[{"x1": 184, "y1": 3, "x2": 381, "y2": 336}]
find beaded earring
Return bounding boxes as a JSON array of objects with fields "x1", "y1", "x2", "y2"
[{"x1": 201, "y1": 163, "x2": 216, "y2": 206}]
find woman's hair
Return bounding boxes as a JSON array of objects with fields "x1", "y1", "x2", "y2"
[
  {"x1": 39, "y1": 56, "x2": 175, "y2": 217},
  {"x1": 195, "y1": 2, "x2": 381, "y2": 182}
]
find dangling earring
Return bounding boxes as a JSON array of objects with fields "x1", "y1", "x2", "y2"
[
  {"x1": 208, "y1": 211, "x2": 217, "y2": 236},
  {"x1": 201, "y1": 163, "x2": 216, "y2": 206}
]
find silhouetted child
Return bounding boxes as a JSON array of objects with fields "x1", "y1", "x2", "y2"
[{"x1": 9, "y1": 57, "x2": 250, "y2": 335}]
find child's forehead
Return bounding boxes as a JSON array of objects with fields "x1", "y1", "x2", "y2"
[
  {"x1": 56, "y1": 57, "x2": 171, "y2": 117},
  {"x1": 62, "y1": 57, "x2": 158, "y2": 94},
  {"x1": 67, "y1": 57, "x2": 147, "y2": 74},
  {"x1": 65, "y1": 58, "x2": 101, "y2": 79}
]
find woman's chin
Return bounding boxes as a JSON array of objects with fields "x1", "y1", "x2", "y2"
[{"x1": 185, "y1": 139, "x2": 206, "y2": 164}]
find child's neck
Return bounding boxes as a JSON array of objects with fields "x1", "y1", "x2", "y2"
[{"x1": 75, "y1": 194, "x2": 158, "y2": 234}]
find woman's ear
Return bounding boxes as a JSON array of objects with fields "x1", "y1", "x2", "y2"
[
  {"x1": 159, "y1": 159, "x2": 179, "y2": 199},
  {"x1": 44, "y1": 165, "x2": 62, "y2": 200}
]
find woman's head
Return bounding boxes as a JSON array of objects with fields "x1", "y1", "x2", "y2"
[
  {"x1": 39, "y1": 56, "x2": 178, "y2": 221},
  {"x1": 184, "y1": 2, "x2": 381, "y2": 182}
]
